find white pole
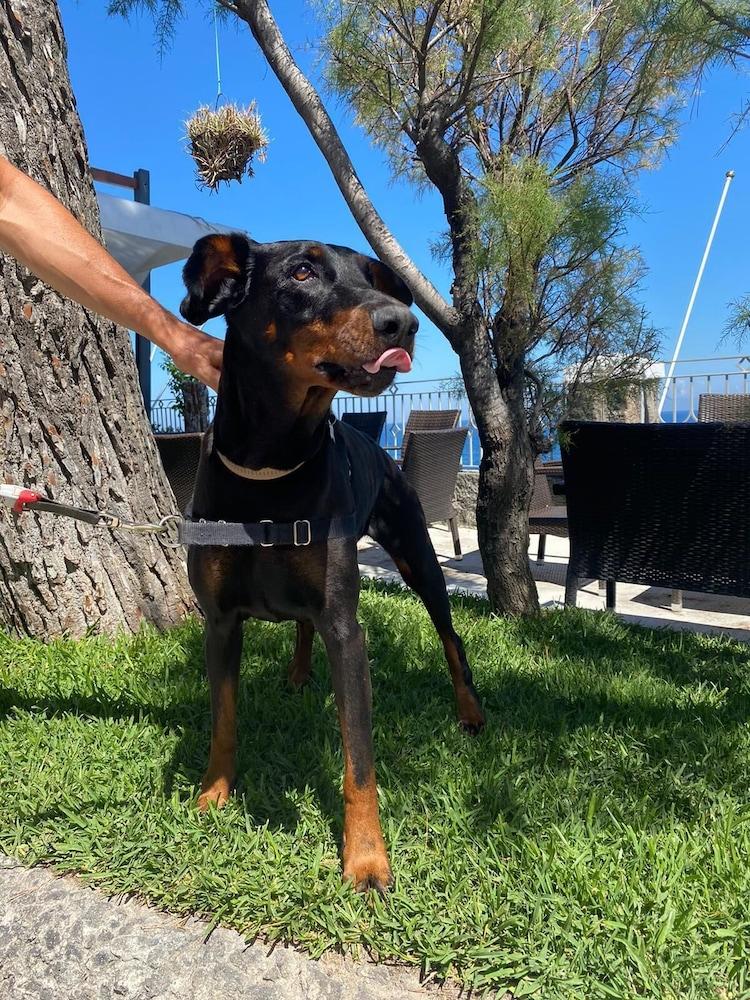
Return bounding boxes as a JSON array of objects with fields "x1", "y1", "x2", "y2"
[{"x1": 658, "y1": 169, "x2": 735, "y2": 415}]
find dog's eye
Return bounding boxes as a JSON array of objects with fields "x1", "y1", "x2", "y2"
[{"x1": 292, "y1": 264, "x2": 314, "y2": 281}]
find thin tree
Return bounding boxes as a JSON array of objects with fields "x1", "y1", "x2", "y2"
[
  {"x1": 0, "y1": 3, "x2": 193, "y2": 637},
  {"x1": 112, "y1": 0, "x2": 731, "y2": 613}
]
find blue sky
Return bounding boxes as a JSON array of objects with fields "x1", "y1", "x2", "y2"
[{"x1": 59, "y1": 2, "x2": 750, "y2": 401}]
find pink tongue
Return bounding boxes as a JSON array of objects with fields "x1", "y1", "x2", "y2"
[{"x1": 362, "y1": 348, "x2": 412, "y2": 375}]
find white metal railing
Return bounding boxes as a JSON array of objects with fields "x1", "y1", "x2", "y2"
[
  {"x1": 149, "y1": 355, "x2": 750, "y2": 469},
  {"x1": 650, "y1": 355, "x2": 750, "y2": 423},
  {"x1": 331, "y1": 380, "x2": 479, "y2": 466}
]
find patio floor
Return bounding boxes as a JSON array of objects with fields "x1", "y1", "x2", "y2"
[{"x1": 358, "y1": 527, "x2": 750, "y2": 642}]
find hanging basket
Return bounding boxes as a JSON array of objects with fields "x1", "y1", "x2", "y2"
[{"x1": 185, "y1": 101, "x2": 268, "y2": 192}]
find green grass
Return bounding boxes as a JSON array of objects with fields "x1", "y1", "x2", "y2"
[{"x1": 1, "y1": 582, "x2": 750, "y2": 998}]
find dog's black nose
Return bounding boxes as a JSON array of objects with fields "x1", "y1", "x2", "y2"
[{"x1": 371, "y1": 304, "x2": 419, "y2": 341}]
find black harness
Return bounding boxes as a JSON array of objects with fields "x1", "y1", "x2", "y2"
[{"x1": 180, "y1": 416, "x2": 360, "y2": 548}]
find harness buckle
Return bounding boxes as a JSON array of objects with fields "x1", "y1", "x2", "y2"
[
  {"x1": 259, "y1": 519, "x2": 274, "y2": 547},
  {"x1": 293, "y1": 519, "x2": 312, "y2": 546}
]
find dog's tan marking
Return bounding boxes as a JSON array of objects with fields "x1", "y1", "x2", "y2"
[
  {"x1": 198, "y1": 672, "x2": 238, "y2": 811},
  {"x1": 439, "y1": 629, "x2": 485, "y2": 731},
  {"x1": 207, "y1": 234, "x2": 242, "y2": 270},
  {"x1": 392, "y1": 556, "x2": 483, "y2": 732},
  {"x1": 287, "y1": 620, "x2": 314, "y2": 688},
  {"x1": 340, "y1": 743, "x2": 391, "y2": 892}
]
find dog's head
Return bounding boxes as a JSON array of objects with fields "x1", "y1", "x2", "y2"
[{"x1": 180, "y1": 234, "x2": 418, "y2": 396}]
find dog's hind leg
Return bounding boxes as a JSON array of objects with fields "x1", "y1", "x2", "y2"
[
  {"x1": 369, "y1": 471, "x2": 485, "y2": 734},
  {"x1": 198, "y1": 613, "x2": 243, "y2": 811},
  {"x1": 287, "y1": 620, "x2": 315, "y2": 688}
]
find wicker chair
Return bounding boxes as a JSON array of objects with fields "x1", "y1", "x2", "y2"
[
  {"x1": 154, "y1": 432, "x2": 203, "y2": 513},
  {"x1": 340, "y1": 410, "x2": 387, "y2": 443},
  {"x1": 399, "y1": 408, "x2": 460, "y2": 460},
  {"x1": 560, "y1": 420, "x2": 750, "y2": 608},
  {"x1": 697, "y1": 394, "x2": 750, "y2": 422},
  {"x1": 529, "y1": 460, "x2": 567, "y2": 562},
  {"x1": 401, "y1": 428, "x2": 468, "y2": 558}
]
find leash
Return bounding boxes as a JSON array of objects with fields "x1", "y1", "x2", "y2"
[
  {"x1": 0, "y1": 484, "x2": 357, "y2": 549},
  {"x1": 1, "y1": 484, "x2": 183, "y2": 546}
]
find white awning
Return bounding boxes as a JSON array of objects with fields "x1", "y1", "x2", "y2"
[{"x1": 97, "y1": 193, "x2": 236, "y2": 284}]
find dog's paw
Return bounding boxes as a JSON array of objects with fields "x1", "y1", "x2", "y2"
[
  {"x1": 458, "y1": 698, "x2": 485, "y2": 735},
  {"x1": 343, "y1": 850, "x2": 393, "y2": 894},
  {"x1": 197, "y1": 775, "x2": 234, "y2": 812},
  {"x1": 459, "y1": 716, "x2": 485, "y2": 736},
  {"x1": 286, "y1": 657, "x2": 312, "y2": 689}
]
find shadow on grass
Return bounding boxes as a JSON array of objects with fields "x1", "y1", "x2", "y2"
[{"x1": 2, "y1": 580, "x2": 750, "y2": 838}]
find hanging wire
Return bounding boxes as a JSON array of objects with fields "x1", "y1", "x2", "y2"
[{"x1": 213, "y1": 6, "x2": 223, "y2": 108}]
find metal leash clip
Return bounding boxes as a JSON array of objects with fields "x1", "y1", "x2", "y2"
[
  {"x1": 2, "y1": 484, "x2": 185, "y2": 548},
  {"x1": 96, "y1": 511, "x2": 183, "y2": 547}
]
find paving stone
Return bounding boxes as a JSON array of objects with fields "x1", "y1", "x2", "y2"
[{"x1": 0, "y1": 855, "x2": 471, "y2": 1000}]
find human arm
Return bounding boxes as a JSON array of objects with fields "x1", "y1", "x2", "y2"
[{"x1": 0, "y1": 154, "x2": 223, "y2": 390}]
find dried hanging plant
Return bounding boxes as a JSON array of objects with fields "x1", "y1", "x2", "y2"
[{"x1": 185, "y1": 102, "x2": 268, "y2": 191}]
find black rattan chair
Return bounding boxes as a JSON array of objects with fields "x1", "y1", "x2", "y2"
[
  {"x1": 529, "y1": 460, "x2": 567, "y2": 562},
  {"x1": 560, "y1": 420, "x2": 750, "y2": 608},
  {"x1": 154, "y1": 432, "x2": 203, "y2": 513},
  {"x1": 399, "y1": 408, "x2": 460, "y2": 461},
  {"x1": 340, "y1": 410, "x2": 387, "y2": 443},
  {"x1": 401, "y1": 427, "x2": 468, "y2": 558},
  {"x1": 698, "y1": 394, "x2": 750, "y2": 422}
]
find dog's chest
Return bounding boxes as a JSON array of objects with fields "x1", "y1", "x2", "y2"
[
  {"x1": 188, "y1": 542, "x2": 349, "y2": 623},
  {"x1": 186, "y1": 423, "x2": 385, "y2": 623}
]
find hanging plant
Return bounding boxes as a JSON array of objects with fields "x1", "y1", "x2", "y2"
[{"x1": 185, "y1": 101, "x2": 268, "y2": 192}]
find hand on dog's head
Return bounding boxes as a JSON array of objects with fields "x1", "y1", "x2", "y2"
[{"x1": 180, "y1": 234, "x2": 417, "y2": 396}]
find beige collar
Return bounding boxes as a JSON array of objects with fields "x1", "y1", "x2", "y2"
[{"x1": 216, "y1": 450, "x2": 305, "y2": 480}]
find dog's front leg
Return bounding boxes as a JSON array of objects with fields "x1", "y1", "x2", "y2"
[
  {"x1": 198, "y1": 613, "x2": 243, "y2": 811},
  {"x1": 320, "y1": 617, "x2": 391, "y2": 892}
]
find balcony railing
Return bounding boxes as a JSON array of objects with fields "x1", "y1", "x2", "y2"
[
  {"x1": 149, "y1": 355, "x2": 750, "y2": 470},
  {"x1": 652, "y1": 355, "x2": 750, "y2": 423}
]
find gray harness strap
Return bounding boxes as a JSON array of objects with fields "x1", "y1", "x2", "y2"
[{"x1": 177, "y1": 512, "x2": 358, "y2": 547}]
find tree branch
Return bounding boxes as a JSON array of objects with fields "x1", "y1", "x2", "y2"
[
  {"x1": 695, "y1": 0, "x2": 750, "y2": 40},
  {"x1": 229, "y1": 0, "x2": 459, "y2": 336}
]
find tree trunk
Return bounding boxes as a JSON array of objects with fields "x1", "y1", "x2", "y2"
[
  {"x1": 181, "y1": 381, "x2": 209, "y2": 432},
  {"x1": 0, "y1": 2, "x2": 194, "y2": 637},
  {"x1": 458, "y1": 320, "x2": 539, "y2": 615}
]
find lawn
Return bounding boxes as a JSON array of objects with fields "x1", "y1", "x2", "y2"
[{"x1": 1, "y1": 581, "x2": 749, "y2": 998}]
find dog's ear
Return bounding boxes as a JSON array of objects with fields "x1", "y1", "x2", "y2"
[
  {"x1": 180, "y1": 233, "x2": 255, "y2": 325},
  {"x1": 365, "y1": 258, "x2": 414, "y2": 307}
]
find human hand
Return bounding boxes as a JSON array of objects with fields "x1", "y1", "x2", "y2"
[{"x1": 168, "y1": 322, "x2": 224, "y2": 391}]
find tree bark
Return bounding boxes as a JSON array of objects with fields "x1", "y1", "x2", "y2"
[
  {"x1": 0, "y1": 1, "x2": 194, "y2": 637},
  {"x1": 182, "y1": 381, "x2": 209, "y2": 432},
  {"x1": 458, "y1": 320, "x2": 539, "y2": 615}
]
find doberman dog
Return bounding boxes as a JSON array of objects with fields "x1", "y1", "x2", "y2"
[{"x1": 179, "y1": 234, "x2": 484, "y2": 892}]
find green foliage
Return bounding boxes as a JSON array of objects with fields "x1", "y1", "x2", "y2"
[
  {"x1": 107, "y1": 1, "x2": 236, "y2": 56},
  {"x1": 475, "y1": 156, "x2": 561, "y2": 300},
  {"x1": 664, "y1": 0, "x2": 750, "y2": 71},
  {"x1": 107, "y1": 0, "x2": 185, "y2": 57},
  {"x1": 3, "y1": 584, "x2": 750, "y2": 996},
  {"x1": 723, "y1": 294, "x2": 750, "y2": 346},
  {"x1": 161, "y1": 356, "x2": 198, "y2": 417}
]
